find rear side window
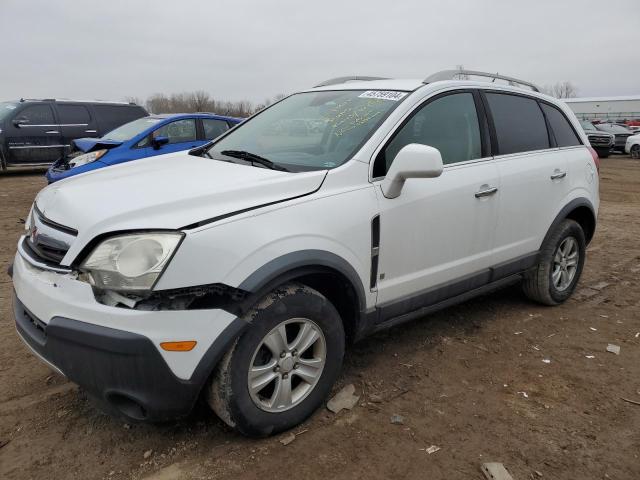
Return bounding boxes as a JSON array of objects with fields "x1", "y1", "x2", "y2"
[
  {"x1": 540, "y1": 103, "x2": 581, "y2": 147},
  {"x1": 376, "y1": 92, "x2": 482, "y2": 175},
  {"x1": 202, "y1": 118, "x2": 229, "y2": 140},
  {"x1": 485, "y1": 93, "x2": 549, "y2": 155},
  {"x1": 57, "y1": 104, "x2": 91, "y2": 125},
  {"x1": 15, "y1": 105, "x2": 55, "y2": 125}
]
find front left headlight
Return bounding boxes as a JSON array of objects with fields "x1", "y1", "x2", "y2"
[
  {"x1": 80, "y1": 232, "x2": 183, "y2": 291},
  {"x1": 68, "y1": 149, "x2": 108, "y2": 168}
]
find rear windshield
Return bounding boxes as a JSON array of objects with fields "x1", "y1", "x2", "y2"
[
  {"x1": 102, "y1": 117, "x2": 162, "y2": 142},
  {"x1": 207, "y1": 90, "x2": 407, "y2": 171},
  {"x1": 0, "y1": 102, "x2": 18, "y2": 121}
]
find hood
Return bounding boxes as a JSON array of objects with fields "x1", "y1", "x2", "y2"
[
  {"x1": 73, "y1": 137, "x2": 123, "y2": 152},
  {"x1": 35, "y1": 152, "x2": 327, "y2": 260},
  {"x1": 586, "y1": 131, "x2": 614, "y2": 139}
]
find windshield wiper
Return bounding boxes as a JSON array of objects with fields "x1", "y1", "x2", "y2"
[{"x1": 220, "y1": 150, "x2": 289, "y2": 172}]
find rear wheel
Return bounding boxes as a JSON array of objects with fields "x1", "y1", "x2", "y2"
[
  {"x1": 207, "y1": 283, "x2": 345, "y2": 437},
  {"x1": 523, "y1": 219, "x2": 586, "y2": 305},
  {"x1": 631, "y1": 144, "x2": 640, "y2": 159}
]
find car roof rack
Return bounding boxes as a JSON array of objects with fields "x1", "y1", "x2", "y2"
[
  {"x1": 423, "y1": 70, "x2": 540, "y2": 92},
  {"x1": 19, "y1": 98, "x2": 134, "y2": 105},
  {"x1": 314, "y1": 76, "x2": 389, "y2": 88}
]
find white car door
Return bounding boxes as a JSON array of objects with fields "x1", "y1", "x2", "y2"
[
  {"x1": 372, "y1": 90, "x2": 500, "y2": 320},
  {"x1": 484, "y1": 92, "x2": 573, "y2": 266}
]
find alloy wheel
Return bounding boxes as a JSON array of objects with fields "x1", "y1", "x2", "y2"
[{"x1": 248, "y1": 318, "x2": 326, "y2": 413}]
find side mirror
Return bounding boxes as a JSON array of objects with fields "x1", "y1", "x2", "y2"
[
  {"x1": 12, "y1": 118, "x2": 28, "y2": 128},
  {"x1": 152, "y1": 135, "x2": 169, "y2": 150},
  {"x1": 381, "y1": 144, "x2": 444, "y2": 199}
]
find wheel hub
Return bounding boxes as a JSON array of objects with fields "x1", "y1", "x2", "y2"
[
  {"x1": 248, "y1": 318, "x2": 327, "y2": 413},
  {"x1": 278, "y1": 354, "x2": 296, "y2": 373}
]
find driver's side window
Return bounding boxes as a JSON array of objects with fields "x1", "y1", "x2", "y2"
[
  {"x1": 137, "y1": 119, "x2": 197, "y2": 148},
  {"x1": 374, "y1": 92, "x2": 482, "y2": 177}
]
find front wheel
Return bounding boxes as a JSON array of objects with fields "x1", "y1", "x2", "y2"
[
  {"x1": 631, "y1": 144, "x2": 640, "y2": 159},
  {"x1": 523, "y1": 219, "x2": 586, "y2": 305},
  {"x1": 207, "y1": 283, "x2": 345, "y2": 437}
]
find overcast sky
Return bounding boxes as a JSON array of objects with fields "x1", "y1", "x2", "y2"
[{"x1": 2, "y1": 0, "x2": 638, "y2": 104}]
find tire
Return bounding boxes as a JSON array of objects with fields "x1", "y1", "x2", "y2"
[
  {"x1": 631, "y1": 145, "x2": 640, "y2": 159},
  {"x1": 207, "y1": 282, "x2": 345, "y2": 437},
  {"x1": 595, "y1": 148, "x2": 609, "y2": 159},
  {"x1": 522, "y1": 219, "x2": 586, "y2": 306}
]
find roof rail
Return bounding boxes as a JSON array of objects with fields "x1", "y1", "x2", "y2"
[
  {"x1": 423, "y1": 70, "x2": 540, "y2": 92},
  {"x1": 20, "y1": 98, "x2": 134, "y2": 105},
  {"x1": 314, "y1": 76, "x2": 389, "y2": 88}
]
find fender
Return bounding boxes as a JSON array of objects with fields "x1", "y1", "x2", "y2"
[
  {"x1": 238, "y1": 249, "x2": 367, "y2": 315},
  {"x1": 186, "y1": 250, "x2": 368, "y2": 392},
  {"x1": 541, "y1": 197, "x2": 596, "y2": 248}
]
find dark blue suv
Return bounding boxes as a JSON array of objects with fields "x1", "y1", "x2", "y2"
[{"x1": 46, "y1": 113, "x2": 243, "y2": 183}]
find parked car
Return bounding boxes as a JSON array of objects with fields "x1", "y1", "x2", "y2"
[
  {"x1": 579, "y1": 120, "x2": 614, "y2": 158},
  {"x1": 625, "y1": 133, "x2": 640, "y2": 158},
  {"x1": 594, "y1": 122, "x2": 635, "y2": 153},
  {"x1": 0, "y1": 99, "x2": 147, "y2": 170},
  {"x1": 46, "y1": 113, "x2": 243, "y2": 183},
  {"x1": 11, "y1": 70, "x2": 599, "y2": 437}
]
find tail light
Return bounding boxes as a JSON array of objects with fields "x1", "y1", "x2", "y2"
[{"x1": 588, "y1": 146, "x2": 600, "y2": 175}]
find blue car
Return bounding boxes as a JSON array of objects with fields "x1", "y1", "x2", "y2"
[{"x1": 46, "y1": 113, "x2": 243, "y2": 183}]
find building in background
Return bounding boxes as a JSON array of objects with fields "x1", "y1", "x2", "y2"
[{"x1": 564, "y1": 96, "x2": 640, "y2": 122}]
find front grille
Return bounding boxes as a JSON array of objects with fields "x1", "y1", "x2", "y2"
[
  {"x1": 588, "y1": 135, "x2": 612, "y2": 147},
  {"x1": 26, "y1": 206, "x2": 77, "y2": 266}
]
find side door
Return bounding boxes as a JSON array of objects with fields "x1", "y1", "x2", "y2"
[
  {"x1": 373, "y1": 90, "x2": 500, "y2": 319},
  {"x1": 4, "y1": 104, "x2": 64, "y2": 165},
  {"x1": 56, "y1": 103, "x2": 96, "y2": 151},
  {"x1": 483, "y1": 92, "x2": 570, "y2": 266}
]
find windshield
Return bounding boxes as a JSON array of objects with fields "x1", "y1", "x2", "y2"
[
  {"x1": 0, "y1": 102, "x2": 18, "y2": 122},
  {"x1": 102, "y1": 116, "x2": 160, "y2": 142},
  {"x1": 580, "y1": 120, "x2": 596, "y2": 131},
  {"x1": 207, "y1": 90, "x2": 408, "y2": 171}
]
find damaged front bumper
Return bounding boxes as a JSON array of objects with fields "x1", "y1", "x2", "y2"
[{"x1": 10, "y1": 250, "x2": 246, "y2": 421}]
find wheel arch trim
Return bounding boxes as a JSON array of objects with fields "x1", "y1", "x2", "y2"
[{"x1": 542, "y1": 197, "x2": 596, "y2": 248}]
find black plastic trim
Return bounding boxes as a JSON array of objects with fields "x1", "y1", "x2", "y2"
[
  {"x1": 13, "y1": 290, "x2": 247, "y2": 422},
  {"x1": 34, "y1": 203, "x2": 78, "y2": 236},
  {"x1": 373, "y1": 274, "x2": 522, "y2": 332},
  {"x1": 238, "y1": 250, "x2": 367, "y2": 316},
  {"x1": 542, "y1": 197, "x2": 596, "y2": 247}
]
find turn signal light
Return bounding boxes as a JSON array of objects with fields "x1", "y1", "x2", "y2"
[{"x1": 160, "y1": 341, "x2": 197, "y2": 352}]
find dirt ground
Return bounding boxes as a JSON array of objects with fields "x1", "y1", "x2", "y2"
[{"x1": 1, "y1": 158, "x2": 639, "y2": 480}]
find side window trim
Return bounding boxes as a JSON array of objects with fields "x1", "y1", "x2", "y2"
[
  {"x1": 537, "y1": 100, "x2": 557, "y2": 148},
  {"x1": 480, "y1": 89, "x2": 555, "y2": 157},
  {"x1": 371, "y1": 88, "x2": 488, "y2": 179},
  {"x1": 537, "y1": 100, "x2": 584, "y2": 149}
]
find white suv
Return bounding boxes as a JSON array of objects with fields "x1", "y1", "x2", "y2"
[{"x1": 11, "y1": 70, "x2": 599, "y2": 436}]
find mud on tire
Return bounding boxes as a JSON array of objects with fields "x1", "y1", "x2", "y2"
[
  {"x1": 522, "y1": 219, "x2": 586, "y2": 306},
  {"x1": 207, "y1": 282, "x2": 345, "y2": 437}
]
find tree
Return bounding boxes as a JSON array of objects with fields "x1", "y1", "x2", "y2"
[{"x1": 541, "y1": 81, "x2": 578, "y2": 99}]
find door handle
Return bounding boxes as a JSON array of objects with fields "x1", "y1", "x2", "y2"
[
  {"x1": 550, "y1": 171, "x2": 567, "y2": 180},
  {"x1": 475, "y1": 186, "x2": 498, "y2": 198},
  {"x1": 85, "y1": 129, "x2": 97, "y2": 134},
  {"x1": 45, "y1": 130, "x2": 60, "y2": 134}
]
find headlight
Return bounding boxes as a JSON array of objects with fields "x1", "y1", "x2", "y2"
[
  {"x1": 80, "y1": 232, "x2": 183, "y2": 291},
  {"x1": 68, "y1": 149, "x2": 107, "y2": 168}
]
